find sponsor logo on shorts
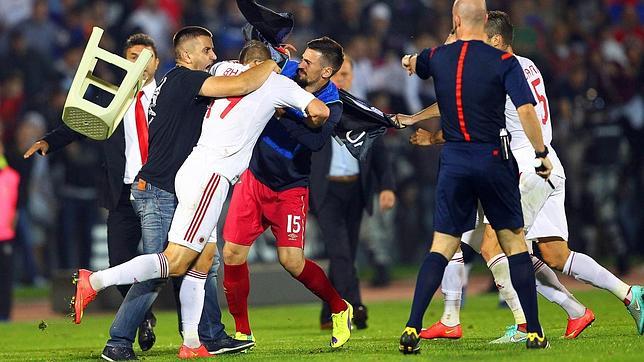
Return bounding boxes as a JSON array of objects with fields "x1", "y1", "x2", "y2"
[
  {"x1": 288, "y1": 233, "x2": 298, "y2": 240},
  {"x1": 198, "y1": 237, "x2": 205, "y2": 244}
]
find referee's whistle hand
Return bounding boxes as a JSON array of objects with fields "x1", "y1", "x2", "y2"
[
  {"x1": 24, "y1": 140, "x2": 49, "y2": 158},
  {"x1": 401, "y1": 54, "x2": 417, "y2": 75},
  {"x1": 536, "y1": 157, "x2": 553, "y2": 179}
]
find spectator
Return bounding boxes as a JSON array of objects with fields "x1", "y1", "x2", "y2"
[
  {"x1": 126, "y1": 0, "x2": 174, "y2": 63},
  {"x1": 5, "y1": 112, "x2": 50, "y2": 285},
  {"x1": 0, "y1": 72, "x2": 25, "y2": 143},
  {"x1": 0, "y1": 28, "x2": 55, "y2": 109},
  {"x1": 0, "y1": 122, "x2": 20, "y2": 321},
  {"x1": 15, "y1": 0, "x2": 64, "y2": 58}
]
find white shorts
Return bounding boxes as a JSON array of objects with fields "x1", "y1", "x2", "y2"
[
  {"x1": 169, "y1": 152, "x2": 230, "y2": 253},
  {"x1": 461, "y1": 203, "x2": 535, "y2": 254},
  {"x1": 513, "y1": 146, "x2": 568, "y2": 241},
  {"x1": 519, "y1": 171, "x2": 557, "y2": 231},
  {"x1": 525, "y1": 174, "x2": 569, "y2": 241}
]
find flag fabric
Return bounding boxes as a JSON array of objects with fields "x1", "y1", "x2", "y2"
[
  {"x1": 237, "y1": 0, "x2": 293, "y2": 45},
  {"x1": 237, "y1": 0, "x2": 293, "y2": 69},
  {"x1": 336, "y1": 89, "x2": 399, "y2": 161},
  {"x1": 236, "y1": 0, "x2": 402, "y2": 161}
]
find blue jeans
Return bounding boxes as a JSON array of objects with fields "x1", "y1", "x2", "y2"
[{"x1": 106, "y1": 182, "x2": 226, "y2": 348}]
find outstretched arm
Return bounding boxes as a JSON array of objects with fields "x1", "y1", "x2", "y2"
[
  {"x1": 24, "y1": 123, "x2": 84, "y2": 158},
  {"x1": 199, "y1": 60, "x2": 281, "y2": 97},
  {"x1": 279, "y1": 103, "x2": 342, "y2": 151},
  {"x1": 395, "y1": 102, "x2": 441, "y2": 127}
]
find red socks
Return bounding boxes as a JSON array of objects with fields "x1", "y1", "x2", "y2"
[
  {"x1": 223, "y1": 262, "x2": 251, "y2": 335},
  {"x1": 295, "y1": 259, "x2": 346, "y2": 314}
]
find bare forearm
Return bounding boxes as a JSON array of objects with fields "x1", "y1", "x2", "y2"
[
  {"x1": 236, "y1": 61, "x2": 278, "y2": 93},
  {"x1": 412, "y1": 102, "x2": 441, "y2": 122},
  {"x1": 517, "y1": 104, "x2": 545, "y2": 152},
  {"x1": 200, "y1": 60, "x2": 278, "y2": 97},
  {"x1": 397, "y1": 102, "x2": 441, "y2": 127}
]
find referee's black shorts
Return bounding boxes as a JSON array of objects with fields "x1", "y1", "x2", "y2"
[{"x1": 433, "y1": 142, "x2": 523, "y2": 236}]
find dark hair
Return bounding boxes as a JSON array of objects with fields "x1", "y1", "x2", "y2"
[
  {"x1": 239, "y1": 40, "x2": 271, "y2": 64},
  {"x1": 173, "y1": 26, "x2": 213, "y2": 58},
  {"x1": 306, "y1": 37, "x2": 344, "y2": 76},
  {"x1": 485, "y1": 10, "x2": 514, "y2": 46},
  {"x1": 124, "y1": 33, "x2": 158, "y2": 57}
]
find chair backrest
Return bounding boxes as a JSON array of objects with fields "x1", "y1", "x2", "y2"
[{"x1": 62, "y1": 27, "x2": 153, "y2": 140}]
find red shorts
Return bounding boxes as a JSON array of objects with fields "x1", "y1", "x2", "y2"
[{"x1": 223, "y1": 169, "x2": 308, "y2": 248}]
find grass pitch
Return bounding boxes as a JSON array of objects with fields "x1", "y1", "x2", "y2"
[{"x1": 0, "y1": 290, "x2": 640, "y2": 361}]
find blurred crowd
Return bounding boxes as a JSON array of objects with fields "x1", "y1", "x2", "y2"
[{"x1": 0, "y1": 0, "x2": 641, "y2": 291}]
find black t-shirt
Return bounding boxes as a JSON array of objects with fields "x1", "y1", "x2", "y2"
[{"x1": 138, "y1": 66, "x2": 211, "y2": 193}]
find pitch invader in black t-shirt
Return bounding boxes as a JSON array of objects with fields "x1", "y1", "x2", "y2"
[{"x1": 70, "y1": 26, "x2": 281, "y2": 358}]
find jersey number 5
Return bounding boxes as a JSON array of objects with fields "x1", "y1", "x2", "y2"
[
  {"x1": 530, "y1": 79, "x2": 549, "y2": 125},
  {"x1": 205, "y1": 96, "x2": 244, "y2": 119}
]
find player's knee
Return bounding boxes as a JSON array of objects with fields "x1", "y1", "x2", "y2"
[
  {"x1": 538, "y1": 240, "x2": 570, "y2": 271},
  {"x1": 279, "y1": 255, "x2": 304, "y2": 276},
  {"x1": 165, "y1": 255, "x2": 190, "y2": 277},
  {"x1": 193, "y1": 254, "x2": 214, "y2": 274},
  {"x1": 480, "y1": 248, "x2": 496, "y2": 263},
  {"x1": 223, "y1": 242, "x2": 247, "y2": 265},
  {"x1": 542, "y1": 253, "x2": 566, "y2": 271},
  {"x1": 162, "y1": 245, "x2": 196, "y2": 276}
]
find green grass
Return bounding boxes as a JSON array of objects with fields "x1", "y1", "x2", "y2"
[
  {"x1": 13, "y1": 285, "x2": 51, "y2": 300},
  {"x1": 0, "y1": 290, "x2": 641, "y2": 361}
]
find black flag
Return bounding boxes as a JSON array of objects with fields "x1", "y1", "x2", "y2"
[
  {"x1": 237, "y1": 0, "x2": 293, "y2": 45},
  {"x1": 236, "y1": 1, "x2": 402, "y2": 160},
  {"x1": 335, "y1": 89, "x2": 400, "y2": 161},
  {"x1": 237, "y1": 0, "x2": 293, "y2": 68}
]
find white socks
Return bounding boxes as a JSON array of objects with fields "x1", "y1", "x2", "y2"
[
  {"x1": 89, "y1": 253, "x2": 169, "y2": 291},
  {"x1": 564, "y1": 251, "x2": 631, "y2": 302},
  {"x1": 487, "y1": 253, "x2": 526, "y2": 325},
  {"x1": 440, "y1": 252, "x2": 464, "y2": 326},
  {"x1": 181, "y1": 270, "x2": 208, "y2": 348},
  {"x1": 532, "y1": 256, "x2": 586, "y2": 319}
]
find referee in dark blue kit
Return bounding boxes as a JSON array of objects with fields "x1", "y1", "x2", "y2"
[{"x1": 397, "y1": 0, "x2": 553, "y2": 354}]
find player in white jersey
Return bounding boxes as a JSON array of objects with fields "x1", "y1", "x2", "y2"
[
  {"x1": 169, "y1": 42, "x2": 327, "y2": 254},
  {"x1": 164, "y1": 42, "x2": 328, "y2": 354},
  {"x1": 400, "y1": 10, "x2": 643, "y2": 341}
]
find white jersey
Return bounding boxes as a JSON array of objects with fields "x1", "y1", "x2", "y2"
[
  {"x1": 505, "y1": 55, "x2": 564, "y2": 178},
  {"x1": 505, "y1": 55, "x2": 552, "y2": 150},
  {"x1": 193, "y1": 61, "x2": 315, "y2": 182}
]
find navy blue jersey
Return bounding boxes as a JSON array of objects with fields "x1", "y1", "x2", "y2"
[
  {"x1": 249, "y1": 60, "x2": 343, "y2": 191},
  {"x1": 416, "y1": 40, "x2": 535, "y2": 144}
]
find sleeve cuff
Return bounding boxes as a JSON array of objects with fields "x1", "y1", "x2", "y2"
[{"x1": 416, "y1": 48, "x2": 432, "y2": 80}]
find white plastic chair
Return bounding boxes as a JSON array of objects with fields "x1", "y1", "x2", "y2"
[{"x1": 62, "y1": 27, "x2": 153, "y2": 140}]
